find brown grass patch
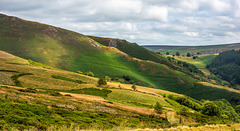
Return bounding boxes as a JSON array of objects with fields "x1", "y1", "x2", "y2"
[
  {"x1": 199, "y1": 82, "x2": 240, "y2": 94},
  {"x1": 60, "y1": 92, "x2": 105, "y2": 102},
  {"x1": 0, "y1": 50, "x2": 15, "y2": 58}
]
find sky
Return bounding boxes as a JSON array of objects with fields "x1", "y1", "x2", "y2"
[{"x1": 0, "y1": 0, "x2": 240, "y2": 46}]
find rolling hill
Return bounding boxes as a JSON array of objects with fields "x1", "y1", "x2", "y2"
[
  {"x1": 143, "y1": 43, "x2": 240, "y2": 55},
  {"x1": 1, "y1": 13, "x2": 240, "y2": 106},
  {"x1": 1, "y1": 50, "x2": 240, "y2": 130}
]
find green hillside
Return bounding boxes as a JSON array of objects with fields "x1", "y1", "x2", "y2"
[
  {"x1": 1, "y1": 50, "x2": 240, "y2": 130},
  {"x1": 1, "y1": 13, "x2": 240, "y2": 105},
  {"x1": 0, "y1": 13, "x2": 192, "y2": 90}
]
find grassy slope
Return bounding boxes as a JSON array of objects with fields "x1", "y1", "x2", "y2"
[
  {"x1": 1, "y1": 14, "x2": 240, "y2": 105},
  {"x1": 174, "y1": 54, "x2": 217, "y2": 75},
  {"x1": 0, "y1": 13, "x2": 194, "y2": 92},
  {"x1": 1, "y1": 51, "x2": 240, "y2": 129}
]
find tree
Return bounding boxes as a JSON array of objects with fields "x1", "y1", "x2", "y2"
[
  {"x1": 131, "y1": 84, "x2": 137, "y2": 91},
  {"x1": 98, "y1": 78, "x2": 107, "y2": 86},
  {"x1": 186, "y1": 53, "x2": 191, "y2": 57},
  {"x1": 123, "y1": 75, "x2": 131, "y2": 81},
  {"x1": 154, "y1": 102, "x2": 163, "y2": 114},
  {"x1": 235, "y1": 105, "x2": 240, "y2": 114},
  {"x1": 201, "y1": 101, "x2": 221, "y2": 116},
  {"x1": 193, "y1": 56, "x2": 198, "y2": 59},
  {"x1": 105, "y1": 76, "x2": 111, "y2": 82},
  {"x1": 176, "y1": 52, "x2": 180, "y2": 56},
  {"x1": 166, "y1": 52, "x2": 169, "y2": 55}
]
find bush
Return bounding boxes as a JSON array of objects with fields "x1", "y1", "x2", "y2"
[
  {"x1": 131, "y1": 84, "x2": 136, "y2": 91},
  {"x1": 168, "y1": 95, "x2": 202, "y2": 111},
  {"x1": 84, "y1": 72, "x2": 94, "y2": 76},
  {"x1": 52, "y1": 75, "x2": 86, "y2": 84},
  {"x1": 123, "y1": 75, "x2": 131, "y2": 81},
  {"x1": 76, "y1": 71, "x2": 83, "y2": 74},
  {"x1": 98, "y1": 78, "x2": 107, "y2": 86},
  {"x1": 154, "y1": 102, "x2": 163, "y2": 114},
  {"x1": 235, "y1": 105, "x2": 240, "y2": 114},
  {"x1": 201, "y1": 101, "x2": 221, "y2": 116}
]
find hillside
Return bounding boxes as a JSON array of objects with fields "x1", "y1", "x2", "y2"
[
  {"x1": 1, "y1": 50, "x2": 240, "y2": 130},
  {"x1": 143, "y1": 43, "x2": 240, "y2": 55},
  {"x1": 207, "y1": 50, "x2": 240, "y2": 87},
  {"x1": 1, "y1": 13, "x2": 240, "y2": 106}
]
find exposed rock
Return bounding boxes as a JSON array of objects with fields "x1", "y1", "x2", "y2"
[{"x1": 108, "y1": 39, "x2": 117, "y2": 47}]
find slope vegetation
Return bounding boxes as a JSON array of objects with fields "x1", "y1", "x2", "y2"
[
  {"x1": 1, "y1": 13, "x2": 240, "y2": 105},
  {"x1": 0, "y1": 51, "x2": 240, "y2": 130}
]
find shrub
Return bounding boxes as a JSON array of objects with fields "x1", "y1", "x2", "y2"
[
  {"x1": 98, "y1": 78, "x2": 107, "y2": 86},
  {"x1": 76, "y1": 71, "x2": 83, "y2": 74},
  {"x1": 235, "y1": 105, "x2": 240, "y2": 114},
  {"x1": 131, "y1": 84, "x2": 136, "y2": 91},
  {"x1": 52, "y1": 75, "x2": 86, "y2": 84},
  {"x1": 154, "y1": 102, "x2": 163, "y2": 114},
  {"x1": 123, "y1": 75, "x2": 131, "y2": 81},
  {"x1": 201, "y1": 101, "x2": 221, "y2": 116},
  {"x1": 11, "y1": 73, "x2": 33, "y2": 87},
  {"x1": 18, "y1": 88, "x2": 37, "y2": 93},
  {"x1": 84, "y1": 72, "x2": 94, "y2": 76},
  {"x1": 105, "y1": 76, "x2": 111, "y2": 82}
]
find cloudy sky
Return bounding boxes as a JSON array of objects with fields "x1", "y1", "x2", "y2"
[{"x1": 0, "y1": 0, "x2": 240, "y2": 45}]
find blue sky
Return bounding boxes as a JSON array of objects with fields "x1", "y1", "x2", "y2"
[{"x1": 0, "y1": 0, "x2": 240, "y2": 46}]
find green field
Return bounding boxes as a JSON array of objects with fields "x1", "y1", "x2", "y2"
[
  {"x1": 108, "y1": 89, "x2": 170, "y2": 108},
  {"x1": 0, "y1": 13, "x2": 202, "y2": 96},
  {"x1": 174, "y1": 54, "x2": 217, "y2": 75}
]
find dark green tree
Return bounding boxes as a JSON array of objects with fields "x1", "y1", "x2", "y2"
[
  {"x1": 202, "y1": 101, "x2": 221, "y2": 116},
  {"x1": 98, "y1": 78, "x2": 107, "y2": 86},
  {"x1": 154, "y1": 102, "x2": 163, "y2": 114},
  {"x1": 131, "y1": 84, "x2": 137, "y2": 91},
  {"x1": 186, "y1": 53, "x2": 191, "y2": 57},
  {"x1": 235, "y1": 105, "x2": 240, "y2": 114},
  {"x1": 166, "y1": 52, "x2": 169, "y2": 55},
  {"x1": 176, "y1": 52, "x2": 180, "y2": 56}
]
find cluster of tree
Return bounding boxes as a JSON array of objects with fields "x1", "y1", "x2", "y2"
[
  {"x1": 77, "y1": 71, "x2": 94, "y2": 77},
  {"x1": 165, "y1": 52, "x2": 192, "y2": 57},
  {"x1": 207, "y1": 50, "x2": 240, "y2": 86},
  {"x1": 168, "y1": 95, "x2": 202, "y2": 111},
  {"x1": 167, "y1": 57, "x2": 203, "y2": 76},
  {"x1": 167, "y1": 94, "x2": 240, "y2": 121}
]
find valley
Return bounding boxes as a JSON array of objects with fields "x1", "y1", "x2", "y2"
[{"x1": 1, "y1": 13, "x2": 240, "y2": 130}]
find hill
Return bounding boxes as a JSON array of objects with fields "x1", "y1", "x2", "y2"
[
  {"x1": 207, "y1": 50, "x2": 240, "y2": 88},
  {"x1": 1, "y1": 50, "x2": 240, "y2": 130},
  {"x1": 143, "y1": 43, "x2": 240, "y2": 55},
  {"x1": 1, "y1": 13, "x2": 240, "y2": 106}
]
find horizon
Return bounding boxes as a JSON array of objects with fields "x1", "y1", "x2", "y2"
[{"x1": 0, "y1": 0, "x2": 239, "y2": 46}]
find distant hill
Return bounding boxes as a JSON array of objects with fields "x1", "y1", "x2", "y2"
[
  {"x1": 207, "y1": 50, "x2": 240, "y2": 87},
  {"x1": 143, "y1": 43, "x2": 240, "y2": 55}
]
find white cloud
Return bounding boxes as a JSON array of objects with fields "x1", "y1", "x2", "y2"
[
  {"x1": 0, "y1": 0, "x2": 239, "y2": 45},
  {"x1": 144, "y1": 6, "x2": 168, "y2": 22},
  {"x1": 184, "y1": 32, "x2": 199, "y2": 37}
]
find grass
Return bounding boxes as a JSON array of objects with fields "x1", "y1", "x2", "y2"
[
  {"x1": 174, "y1": 55, "x2": 217, "y2": 75},
  {"x1": 52, "y1": 75, "x2": 86, "y2": 84},
  {"x1": 0, "y1": 46, "x2": 240, "y2": 129},
  {"x1": 0, "y1": 13, "x2": 200, "y2": 95},
  {"x1": 108, "y1": 89, "x2": 170, "y2": 108},
  {"x1": 62, "y1": 88, "x2": 112, "y2": 98}
]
